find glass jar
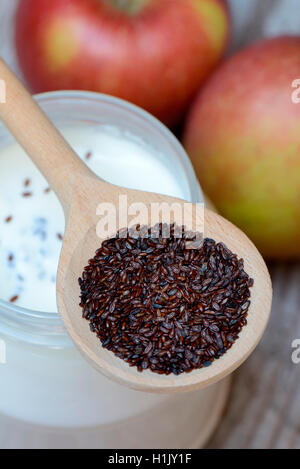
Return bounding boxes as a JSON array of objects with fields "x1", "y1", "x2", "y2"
[{"x1": 0, "y1": 91, "x2": 229, "y2": 449}]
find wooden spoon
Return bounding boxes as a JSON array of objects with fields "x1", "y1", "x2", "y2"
[{"x1": 0, "y1": 59, "x2": 272, "y2": 393}]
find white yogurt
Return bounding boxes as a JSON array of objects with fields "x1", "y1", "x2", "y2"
[{"x1": 0, "y1": 125, "x2": 186, "y2": 312}]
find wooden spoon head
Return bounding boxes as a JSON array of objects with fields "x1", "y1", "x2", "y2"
[{"x1": 57, "y1": 175, "x2": 272, "y2": 394}]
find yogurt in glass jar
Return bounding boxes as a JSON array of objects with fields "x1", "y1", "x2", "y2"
[{"x1": 0, "y1": 92, "x2": 229, "y2": 449}]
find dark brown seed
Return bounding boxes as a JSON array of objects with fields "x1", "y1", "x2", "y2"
[
  {"x1": 10, "y1": 295, "x2": 19, "y2": 303},
  {"x1": 85, "y1": 151, "x2": 92, "y2": 160},
  {"x1": 79, "y1": 224, "x2": 253, "y2": 376},
  {"x1": 44, "y1": 187, "x2": 51, "y2": 194},
  {"x1": 57, "y1": 233, "x2": 63, "y2": 241},
  {"x1": 5, "y1": 216, "x2": 13, "y2": 223},
  {"x1": 22, "y1": 192, "x2": 32, "y2": 197},
  {"x1": 24, "y1": 178, "x2": 31, "y2": 187}
]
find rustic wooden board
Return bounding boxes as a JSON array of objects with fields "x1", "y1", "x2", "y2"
[{"x1": 209, "y1": 264, "x2": 300, "y2": 449}]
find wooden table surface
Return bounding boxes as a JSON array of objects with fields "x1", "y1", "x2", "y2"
[
  {"x1": 1, "y1": 0, "x2": 300, "y2": 450},
  {"x1": 209, "y1": 264, "x2": 300, "y2": 449}
]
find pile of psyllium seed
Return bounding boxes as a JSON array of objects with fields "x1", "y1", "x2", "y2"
[{"x1": 79, "y1": 224, "x2": 253, "y2": 375}]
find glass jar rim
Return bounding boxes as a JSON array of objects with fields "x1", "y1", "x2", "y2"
[{"x1": 0, "y1": 90, "x2": 203, "y2": 347}]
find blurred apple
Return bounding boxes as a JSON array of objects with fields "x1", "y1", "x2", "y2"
[
  {"x1": 184, "y1": 36, "x2": 300, "y2": 260},
  {"x1": 15, "y1": 0, "x2": 229, "y2": 126}
]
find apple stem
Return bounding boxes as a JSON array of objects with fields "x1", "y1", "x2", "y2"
[{"x1": 107, "y1": 0, "x2": 149, "y2": 15}]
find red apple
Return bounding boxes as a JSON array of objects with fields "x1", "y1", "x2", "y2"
[
  {"x1": 183, "y1": 37, "x2": 300, "y2": 260},
  {"x1": 15, "y1": 0, "x2": 229, "y2": 126}
]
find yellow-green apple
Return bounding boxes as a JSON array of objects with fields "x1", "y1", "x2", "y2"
[
  {"x1": 184, "y1": 37, "x2": 300, "y2": 259},
  {"x1": 15, "y1": 0, "x2": 229, "y2": 126}
]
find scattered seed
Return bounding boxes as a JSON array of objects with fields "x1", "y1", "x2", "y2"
[
  {"x1": 10, "y1": 295, "x2": 19, "y2": 303},
  {"x1": 24, "y1": 178, "x2": 31, "y2": 187},
  {"x1": 57, "y1": 233, "x2": 63, "y2": 241},
  {"x1": 5, "y1": 216, "x2": 13, "y2": 223},
  {"x1": 79, "y1": 224, "x2": 253, "y2": 376},
  {"x1": 85, "y1": 151, "x2": 92, "y2": 160},
  {"x1": 22, "y1": 192, "x2": 32, "y2": 197}
]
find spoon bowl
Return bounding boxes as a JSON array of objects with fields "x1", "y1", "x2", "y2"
[
  {"x1": 57, "y1": 174, "x2": 272, "y2": 393},
  {"x1": 0, "y1": 59, "x2": 272, "y2": 393}
]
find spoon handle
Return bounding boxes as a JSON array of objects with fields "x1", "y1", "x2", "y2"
[{"x1": 0, "y1": 58, "x2": 93, "y2": 213}]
